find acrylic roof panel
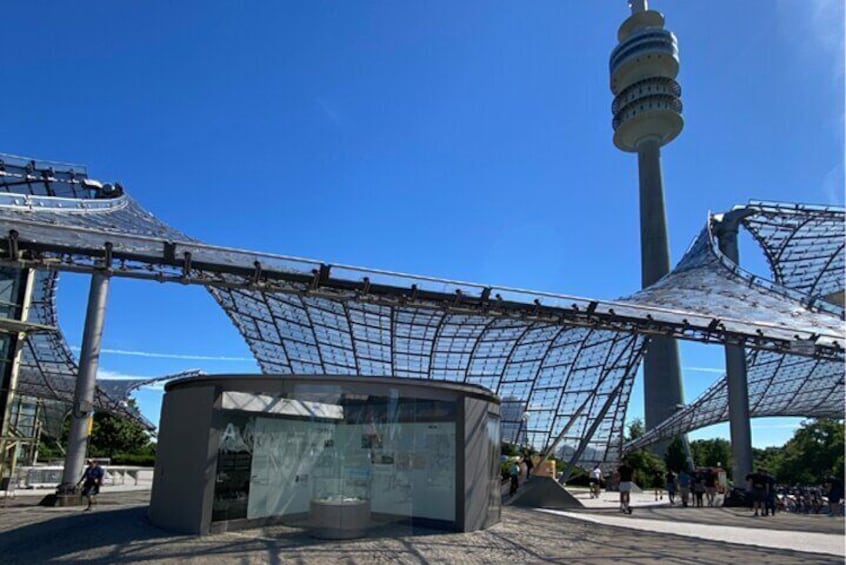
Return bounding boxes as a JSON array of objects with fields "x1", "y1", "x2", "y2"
[
  {"x1": 741, "y1": 201, "x2": 845, "y2": 300},
  {"x1": 625, "y1": 204, "x2": 845, "y2": 453},
  {"x1": 0, "y1": 190, "x2": 840, "y2": 357},
  {"x1": 0, "y1": 155, "x2": 843, "y2": 468},
  {"x1": 210, "y1": 284, "x2": 647, "y2": 467},
  {"x1": 621, "y1": 222, "x2": 843, "y2": 347},
  {"x1": 16, "y1": 270, "x2": 152, "y2": 428},
  {"x1": 624, "y1": 351, "x2": 844, "y2": 452}
]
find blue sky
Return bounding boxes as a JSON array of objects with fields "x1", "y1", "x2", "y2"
[{"x1": 2, "y1": 1, "x2": 843, "y2": 448}]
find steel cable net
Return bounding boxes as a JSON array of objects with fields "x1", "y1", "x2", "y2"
[
  {"x1": 625, "y1": 202, "x2": 845, "y2": 452},
  {"x1": 0, "y1": 155, "x2": 843, "y2": 470},
  {"x1": 209, "y1": 285, "x2": 646, "y2": 469},
  {"x1": 15, "y1": 270, "x2": 154, "y2": 429},
  {"x1": 742, "y1": 201, "x2": 845, "y2": 300},
  {"x1": 0, "y1": 155, "x2": 184, "y2": 430}
]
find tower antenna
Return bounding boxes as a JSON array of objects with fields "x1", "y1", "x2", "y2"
[{"x1": 629, "y1": 0, "x2": 647, "y2": 14}]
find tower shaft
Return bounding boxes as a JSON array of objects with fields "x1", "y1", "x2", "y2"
[{"x1": 636, "y1": 138, "x2": 685, "y2": 435}]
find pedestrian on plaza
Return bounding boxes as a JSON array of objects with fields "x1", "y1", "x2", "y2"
[
  {"x1": 590, "y1": 464, "x2": 602, "y2": 499},
  {"x1": 509, "y1": 459, "x2": 521, "y2": 496},
  {"x1": 652, "y1": 469, "x2": 664, "y2": 501},
  {"x1": 823, "y1": 471, "x2": 844, "y2": 517},
  {"x1": 665, "y1": 469, "x2": 677, "y2": 505},
  {"x1": 678, "y1": 469, "x2": 691, "y2": 507},
  {"x1": 763, "y1": 469, "x2": 777, "y2": 516},
  {"x1": 617, "y1": 459, "x2": 634, "y2": 514},
  {"x1": 77, "y1": 459, "x2": 104, "y2": 511},
  {"x1": 524, "y1": 452, "x2": 534, "y2": 480},
  {"x1": 746, "y1": 467, "x2": 768, "y2": 517},
  {"x1": 693, "y1": 470, "x2": 705, "y2": 507},
  {"x1": 704, "y1": 467, "x2": 718, "y2": 507}
]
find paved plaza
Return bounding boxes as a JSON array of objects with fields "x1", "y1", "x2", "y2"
[{"x1": 0, "y1": 487, "x2": 843, "y2": 564}]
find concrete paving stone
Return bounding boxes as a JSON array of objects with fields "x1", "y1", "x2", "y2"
[{"x1": 0, "y1": 489, "x2": 842, "y2": 564}]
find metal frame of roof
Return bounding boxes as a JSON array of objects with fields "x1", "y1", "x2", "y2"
[
  {"x1": 0, "y1": 154, "x2": 842, "y2": 470},
  {"x1": 626, "y1": 203, "x2": 845, "y2": 452}
]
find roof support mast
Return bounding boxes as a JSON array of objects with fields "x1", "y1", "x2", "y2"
[{"x1": 58, "y1": 272, "x2": 110, "y2": 500}]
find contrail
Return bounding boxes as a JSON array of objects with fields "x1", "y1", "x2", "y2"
[
  {"x1": 683, "y1": 366, "x2": 724, "y2": 374},
  {"x1": 71, "y1": 346, "x2": 254, "y2": 362}
]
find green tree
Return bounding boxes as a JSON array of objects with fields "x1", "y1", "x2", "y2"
[
  {"x1": 690, "y1": 438, "x2": 733, "y2": 478},
  {"x1": 627, "y1": 419, "x2": 645, "y2": 440},
  {"x1": 664, "y1": 437, "x2": 688, "y2": 473},
  {"x1": 775, "y1": 418, "x2": 844, "y2": 485},
  {"x1": 501, "y1": 442, "x2": 519, "y2": 457},
  {"x1": 624, "y1": 418, "x2": 665, "y2": 486},
  {"x1": 89, "y1": 405, "x2": 153, "y2": 459},
  {"x1": 38, "y1": 400, "x2": 154, "y2": 463},
  {"x1": 752, "y1": 445, "x2": 783, "y2": 479}
]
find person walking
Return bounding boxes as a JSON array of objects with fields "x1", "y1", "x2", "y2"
[
  {"x1": 665, "y1": 470, "x2": 677, "y2": 505},
  {"x1": 678, "y1": 469, "x2": 691, "y2": 508},
  {"x1": 78, "y1": 459, "x2": 104, "y2": 511},
  {"x1": 693, "y1": 470, "x2": 705, "y2": 508},
  {"x1": 618, "y1": 460, "x2": 634, "y2": 514},
  {"x1": 508, "y1": 459, "x2": 521, "y2": 496},
  {"x1": 823, "y1": 471, "x2": 843, "y2": 517},
  {"x1": 590, "y1": 464, "x2": 602, "y2": 499},
  {"x1": 763, "y1": 469, "x2": 777, "y2": 516},
  {"x1": 704, "y1": 467, "x2": 718, "y2": 507},
  {"x1": 524, "y1": 453, "x2": 534, "y2": 480}
]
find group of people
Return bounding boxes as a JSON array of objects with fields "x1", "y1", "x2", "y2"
[
  {"x1": 662, "y1": 467, "x2": 724, "y2": 508},
  {"x1": 591, "y1": 459, "x2": 843, "y2": 519},
  {"x1": 745, "y1": 467, "x2": 778, "y2": 517}
]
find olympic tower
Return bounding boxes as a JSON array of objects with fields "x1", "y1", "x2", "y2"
[{"x1": 610, "y1": 0, "x2": 686, "y2": 444}]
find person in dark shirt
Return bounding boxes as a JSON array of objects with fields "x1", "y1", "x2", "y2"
[
  {"x1": 78, "y1": 459, "x2": 105, "y2": 511},
  {"x1": 763, "y1": 469, "x2": 777, "y2": 516},
  {"x1": 692, "y1": 471, "x2": 705, "y2": 508},
  {"x1": 665, "y1": 470, "x2": 677, "y2": 505},
  {"x1": 523, "y1": 452, "x2": 534, "y2": 480},
  {"x1": 746, "y1": 468, "x2": 768, "y2": 517},
  {"x1": 823, "y1": 472, "x2": 844, "y2": 516},
  {"x1": 618, "y1": 461, "x2": 634, "y2": 514},
  {"x1": 704, "y1": 468, "x2": 718, "y2": 507}
]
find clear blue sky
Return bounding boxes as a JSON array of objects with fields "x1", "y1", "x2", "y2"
[{"x1": 2, "y1": 1, "x2": 843, "y2": 448}]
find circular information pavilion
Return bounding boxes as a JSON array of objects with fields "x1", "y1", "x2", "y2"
[{"x1": 149, "y1": 375, "x2": 501, "y2": 536}]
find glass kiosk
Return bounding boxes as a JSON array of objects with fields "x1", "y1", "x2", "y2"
[{"x1": 149, "y1": 375, "x2": 501, "y2": 536}]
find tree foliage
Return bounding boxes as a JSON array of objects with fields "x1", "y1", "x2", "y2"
[
  {"x1": 89, "y1": 407, "x2": 153, "y2": 459},
  {"x1": 690, "y1": 438, "x2": 733, "y2": 478},
  {"x1": 755, "y1": 418, "x2": 844, "y2": 485},
  {"x1": 623, "y1": 418, "x2": 665, "y2": 486},
  {"x1": 663, "y1": 437, "x2": 688, "y2": 473},
  {"x1": 39, "y1": 399, "x2": 154, "y2": 462}
]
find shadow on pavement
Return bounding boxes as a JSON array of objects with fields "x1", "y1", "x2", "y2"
[{"x1": 0, "y1": 496, "x2": 842, "y2": 564}]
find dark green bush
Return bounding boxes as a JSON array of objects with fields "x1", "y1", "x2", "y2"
[{"x1": 110, "y1": 452, "x2": 156, "y2": 466}]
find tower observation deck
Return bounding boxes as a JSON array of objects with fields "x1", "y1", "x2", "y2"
[{"x1": 610, "y1": 0, "x2": 687, "y2": 449}]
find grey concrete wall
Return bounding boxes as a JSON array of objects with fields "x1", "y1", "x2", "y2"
[
  {"x1": 462, "y1": 397, "x2": 498, "y2": 531},
  {"x1": 148, "y1": 385, "x2": 215, "y2": 534}
]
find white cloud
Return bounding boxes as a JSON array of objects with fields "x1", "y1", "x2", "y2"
[
  {"x1": 750, "y1": 422, "x2": 803, "y2": 430},
  {"x1": 821, "y1": 162, "x2": 846, "y2": 206},
  {"x1": 96, "y1": 369, "x2": 150, "y2": 381}
]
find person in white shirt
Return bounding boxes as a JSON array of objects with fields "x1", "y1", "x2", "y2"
[{"x1": 590, "y1": 465, "x2": 602, "y2": 498}]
